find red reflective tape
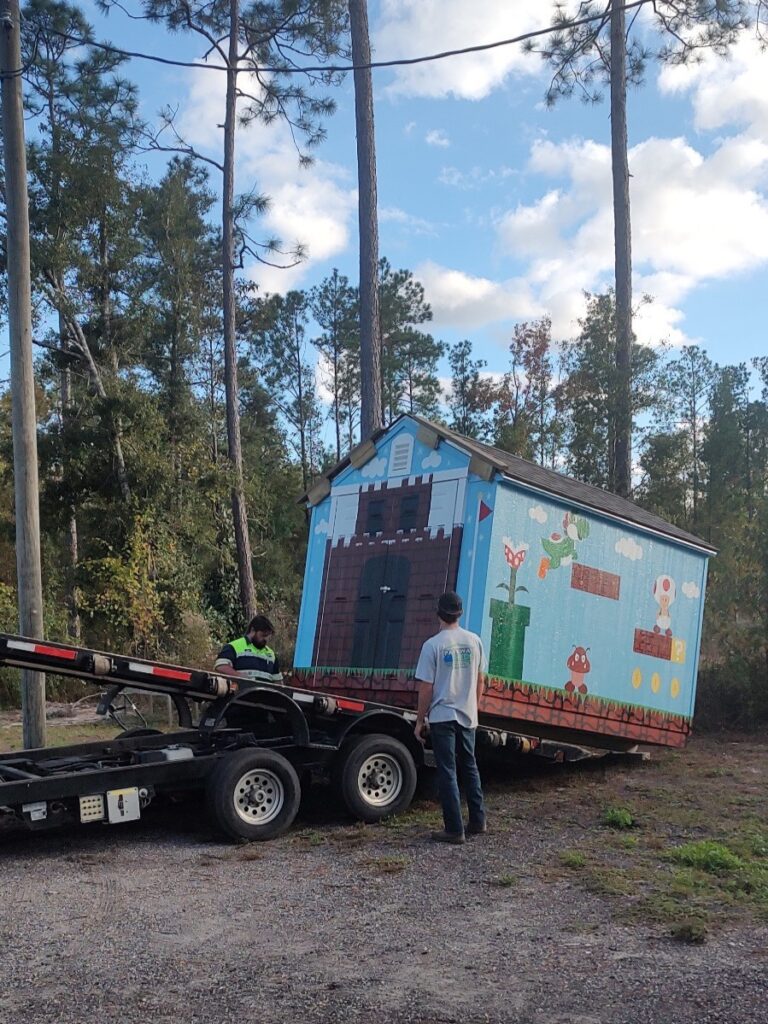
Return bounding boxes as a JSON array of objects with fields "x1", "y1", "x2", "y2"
[
  {"x1": 35, "y1": 645, "x2": 77, "y2": 661},
  {"x1": 151, "y1": 666, "x2": 192, "y2": 682},
  {"x1": 337, "y1": 698, "x2": 365, "y2": 713},
  {"x1": 128, "y1": 661, "x2": 192, "y2": 682}
]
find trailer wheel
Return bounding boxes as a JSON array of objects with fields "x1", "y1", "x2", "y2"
[
  {"x1": 206, "y1": 749, "x2": 301, "y2": 841},
  {"x1": 335, "y1": 734, "x2": 417, "y2": 823}
]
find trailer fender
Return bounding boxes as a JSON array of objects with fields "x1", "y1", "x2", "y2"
[
  {"x1": 199, "y1": 687, "x2": 310, "y2": 747},
  {"x1": 335, "y1": 711, "x2": 424, "y2": 766}
]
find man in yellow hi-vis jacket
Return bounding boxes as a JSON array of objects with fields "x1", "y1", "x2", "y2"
[{"x1": 214, "y1": 615, "x2": 283, "y2": 684}]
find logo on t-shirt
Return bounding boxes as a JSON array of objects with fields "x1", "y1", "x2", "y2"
[{"x1": 443, "y1": 645, "x2": 473, "y2": 669}]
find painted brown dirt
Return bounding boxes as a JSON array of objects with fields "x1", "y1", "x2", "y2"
[{"x1": 288, "y1": 669, "x2": 690, "y2": 748}]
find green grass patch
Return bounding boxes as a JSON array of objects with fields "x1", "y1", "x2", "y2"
[
  {"x1": 667, "y1": 840, "x2": 744, "y2": 875},
  {"x1": 669, "y1": 917, "x2": 709, "y2": 944},
  {"x1": 602, "y1": 806, "x2": 635, "y2": 830},
  {"x1": 490, "y1": 874, "x2": 516, "y2": 888},
  {"x1": 0, "y1": 721, "x2": 120, "y2": 752},
  {"x1": 559, "y1": 849, "x2": 587, "y2": 869}
]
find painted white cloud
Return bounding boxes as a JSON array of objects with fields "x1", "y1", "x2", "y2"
[
  {"x1": 425, "y1": 129, "x2": 450, "y2": 148},
  {"x1": 314, "y1": 519, "x2": 331, "y2": 536},
  {"x1": 174, "y1": 66, "x2": 356, "y2": 295},
  {"x1": 361, "y1": 456, "x2": 387, "y2": 479},
  {"x1": 422, "y1": 451, "x2": 442, "y2": 470},
  {"x1": 528, "y1": 505, "x2": 547, "y2": 525},
  {"x1": 682, "y1": 581, "x2": 701, "y2": 600},
  {"x1": 374, "y1": 0, "x2": 547, "y2": 99},
  {"x1": 615, "y1": 537, "x2": 643, "y2": 562}
]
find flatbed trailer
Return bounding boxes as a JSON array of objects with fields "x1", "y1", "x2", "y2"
[{"x1": 0, "y1": 632, "x2": 556, "y2": 841}]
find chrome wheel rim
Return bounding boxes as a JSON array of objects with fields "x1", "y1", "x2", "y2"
[
  {"x1": 357, "y1": 753, "x2": 403, "y2": 807},
  {"x1": 233, "y1": 768, "x2": 285, "y2": 825}
]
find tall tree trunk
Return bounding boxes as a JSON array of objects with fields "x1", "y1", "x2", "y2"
[
  {"x1": 610, "y1": 1, "x2": 632, "y2": 498},
  {"x1": 97, "y1": 215, "x2": 132, "y2": 503},
  {"x1": 223, "y1": 0, "x2": 256, "y2": 621},
  {"x1": 349, "y1": 0, "x2": 382, "y2": 439},
  {"x1": 59, "y1": 314, "x2": 81, "y2": 642}
]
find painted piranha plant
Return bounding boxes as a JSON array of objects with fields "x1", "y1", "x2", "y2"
[
  {"x1": 489, "y1": 539, "x2": 532, "y2": 681},
  {"x1": 497, "y1": 538, "x2": 529, "y2": 605}
]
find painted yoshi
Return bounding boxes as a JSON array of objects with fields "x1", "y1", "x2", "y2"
[{"x1": 537, "y1": 511, "x2": 590, "y2": 579}]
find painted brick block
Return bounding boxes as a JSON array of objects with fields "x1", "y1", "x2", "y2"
[
  {"x1": 571, "y1": 563, "x2": 621, "y2": 600},
  {"x1": 633, "y1": 628, "x2": 672, "y2": 661}
]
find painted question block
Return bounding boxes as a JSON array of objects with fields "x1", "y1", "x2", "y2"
[
  {"x1": 292, "y1": 415, "x2": 713, "y2": 749},
  {"x1": 671, "y1": 638, "x2": 687, "y2": 664}
]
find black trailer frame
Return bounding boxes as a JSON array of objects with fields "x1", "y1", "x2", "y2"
[{"x1": 0, "y1": 632, "x2": 563, "y2": 841}]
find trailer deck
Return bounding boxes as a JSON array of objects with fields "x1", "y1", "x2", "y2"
[{"x1": 0, "y1": 632, "x2": 550, "y2": 841}]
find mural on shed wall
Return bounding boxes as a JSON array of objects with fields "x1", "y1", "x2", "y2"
[
  {"x1": 477, "y1": 484, "x2": 706, "y2": 745},
  {"x1": 291, "y1": 416, "x2": 710, "y2": 749}
]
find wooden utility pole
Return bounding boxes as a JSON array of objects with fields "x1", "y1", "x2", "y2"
[
  {"x1": 1, "y1": 0, "x2": 47, "y2": 747},
  {"x1": 349, "y1": 0, "x2": 382, "y2": 439}
]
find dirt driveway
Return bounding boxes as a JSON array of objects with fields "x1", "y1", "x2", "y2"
[{"x1": 1, "y1": 735, "x2": 766, "y2": 1024}]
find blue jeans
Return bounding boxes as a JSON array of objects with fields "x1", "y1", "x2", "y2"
[{"x1": 429, "y1": 720, "x2": 486, "y2": 836}]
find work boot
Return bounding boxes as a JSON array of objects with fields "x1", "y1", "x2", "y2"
[
  {"x1": 430, "y1": 830, "x2": 465, "y2": 845},
  {"x1": 466, "y1": 820, "x2": 487, "y2": 835}
]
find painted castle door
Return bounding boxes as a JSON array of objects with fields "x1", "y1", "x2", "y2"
[{"x1": 351, "y1": 553, "x2": 410, "y2": 669}]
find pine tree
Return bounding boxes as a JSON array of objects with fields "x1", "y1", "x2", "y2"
[
  {"x1": 530, "y1": 0, "x2": 749, "y2": 496},
  {"x1": 254, "y1": 290, "x2": 324, "y2": 492},
  {"x1": 309, "y1": 269, "x2": 359, "y2": 460},
  {"x1": 378, "y1": 258, "x2": 443, "y2": 421},
  {"x1": 447, "y1": 339, "x2": 493, "y2": 439}
]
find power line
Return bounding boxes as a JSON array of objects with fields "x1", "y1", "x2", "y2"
[{"x1": 1, "y1": 1, "x2": 652, "y2": 80}]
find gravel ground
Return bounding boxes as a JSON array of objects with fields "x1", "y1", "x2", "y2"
[{"x1": 1, "y1": 750, "x2": 766, "y2": 1024}]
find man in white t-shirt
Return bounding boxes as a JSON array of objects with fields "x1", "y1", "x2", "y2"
[{"x1": 414, "y1": 591, "x2": 487, "y2": 845}]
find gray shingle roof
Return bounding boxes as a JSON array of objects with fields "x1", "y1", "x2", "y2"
[{"x1": 302, "y1": 413, "x2": 716, "y2": 555}]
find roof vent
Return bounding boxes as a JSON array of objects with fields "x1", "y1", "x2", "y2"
[{"x1": 388, "y1": 433, "x2": 413, "y2": 477}]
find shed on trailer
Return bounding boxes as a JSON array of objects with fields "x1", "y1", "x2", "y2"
[{"x1": 289, "y1": 415, "x2": 715, "y2": 751}]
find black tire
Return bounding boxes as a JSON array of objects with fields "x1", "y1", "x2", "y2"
[
  {"x1": 116, "y1": 727, "x2": 163, "y2": 739},
  {"x1": 206, "y1": 749, "x2": 301, "y2": 841},
  {"x1": 335, "y1": 733, "x2": 417, "y2": 823}
]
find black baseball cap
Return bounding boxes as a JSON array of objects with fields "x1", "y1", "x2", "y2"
[{"x1": 437, "y1": 591, "x2": 463, "y2": 616}]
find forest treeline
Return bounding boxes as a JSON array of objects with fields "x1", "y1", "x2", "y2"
[{"x1": 0, "y1": 1, "x2": 765, "y2": 728}]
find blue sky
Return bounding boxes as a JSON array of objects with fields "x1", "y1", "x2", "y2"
[{"x1": 67, "y1": 2, "x2": 768, "y2": 394}]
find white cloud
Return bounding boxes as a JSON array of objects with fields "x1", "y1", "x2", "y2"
[
  {"x1": 425, "y1": 129, "x2": 450, "y2": 148},
  {"x1": 314, "y1": 518, "x2": 331, "y2": 536},
  {"x1": 414, "y1": 260, "x2": 540, "y2": 330},
  {"x1": 659, "y1": 36, "x2": 768, "y2": 137},
  {"x1": 361, "y1": 456, "x2": 388, "y2": 479},
  {"x1": 438, "y1": 165, "x2": 516, "y2": 189},
  {"x1": 174, "y1": 66, "x2": 356, "y2": 296},
  {"x1": 682, "y1": 581, "x2": 701, "y2": 599},
  {"x1": 615, "y1": 537, "x2": 643, "y2": 562},
  {"x1": 374, "y1": 0, "x2": 547, "y2": 100},
  {"x1": 380, "y1": 206, "x2": 437, "y2": 236},
  {"x1": 528, "y1": 505, "x2": 547, "y2": 525},
  {"x1": 422, "y1": 451, "x2": 442, "y2": 470},
  {"x1": 493, "y1": 125, "x2": 768, "y2": 344}
]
